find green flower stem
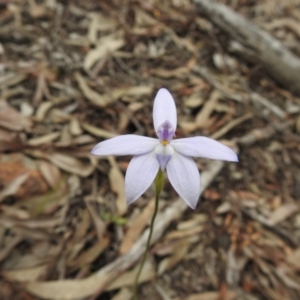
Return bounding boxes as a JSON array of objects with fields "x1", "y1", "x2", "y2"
[{"x1": 132, "y1": 169, "x2": 164, "y2": 300}]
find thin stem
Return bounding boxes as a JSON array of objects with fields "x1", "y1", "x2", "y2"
[{"x1": 132, "y1": 170, "x2": 164, "y2": 300}]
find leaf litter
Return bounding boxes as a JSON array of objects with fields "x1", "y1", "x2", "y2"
[{"x1": 0, "y1": 0, "x2": 300, "y2": 299}]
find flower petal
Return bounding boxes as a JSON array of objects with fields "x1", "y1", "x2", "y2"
[
  {"x1": 153, "y1": 88, "x2": 177, "y2": 133},
  {"x1": 91, "y1": 135, "x2": 158, "y2": 156},
  {"x1": 166, "y1": 152, "x2": 200, "y2": 209},
  {"x1": 171, "y1": 137, "x2": 238, "y2": 162},
  {"x1": 125, "y1": 151, "x2": 159, "y2": 204}
]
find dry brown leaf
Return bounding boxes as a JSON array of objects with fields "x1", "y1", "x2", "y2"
[
  {"x1": 287, "y1": 248, "x2": 300, "y2": 270},
  {"x1": 0, "y1": 128, "x2": 23, "y2": 152},
  {"x1": 111, "y1": 287, "x2": 132, "y2": 300},
  {"x1": 85, "y1": 200, "x2": 106, "y2": 240},
  {"x1": 150, "y1": 58, "x2": 196, "y2": 78},
  {"x1": 128, "y1": 102, "x2": 144, "y2": 112},
  {"x1": 35, "y1": 101, "x2": 55, "y2": 121},
  {"x1": 23, "y1": 258, "x2": 155, "y2": 298},
  {"x1": 0, "y1": 155, "x2": 49, "y2": 199},
  {"x1": 119, "y1": 86, "x2": 153, "y2": 100},
  {"x1": 119, "y1": 198, "x2": 155, "y2": 254},
  {"x1": 67, "y1": 236, "x2": 109, "y2": 268},
  {"x1": 38, "y1": 160, "x2": 62, "y2": 189},
  {"x1": 65, "y1": 209, "x2": 92, "y2": 264},
  {"x1": 0, "y1": 101, "x2": 32, "y2": 131},
  {"x1": 195, "y1": 90, "x2": 220, "y2": 128},
  {"x1": 0, "y1": 73, "x2": 27, "y2": 89},
  {"x1": 264, "y1": 18, "x2": 300, "y2": 38},
  {"x1": 75, "y1": 72, "x2": 115, "y2": 107},
  {"x1": 0, "y1": 173, "x2": 29, "y2": 203},
  {"x1": 275, "y1": 266, "x2": 300, "y2": 289},
  {"x1": 2, "y1": 265, "x2": 48, "y2": 282},
  {"x1": 76, "y1": 72, "x2": 152, "y2": 107},
  {"x1": 210, "y1": 112, "x2": 253, "y2": 140},
  {"x1": 0, "y1": 205, "x2": 30, "y2": 219},
  {"x1": 108, "y1": 157, "x2": 127, "y2": 216},
  {"x1": 179, "y1": 291, "x2": 236, "y2": 300},
  {"x1": 184, "y1": 92, "x2": 204, "y2": 108},
  {"x1": 35, "y1": 97, "x2": 73, "y2": 121},
  {"x1": 87, "y1": 13, "x2": 118, "y2": 43},
  {"x1": 72, "y1": 134, "x2": 95, "y2": 145},
  {"x1": 268, "y1": 203, "x2": 299, "y2": 225},
  {"x1": 48, "y1": 153, "x2": 96, "y2": 177},
  {"x1": 27, "y1": 132, "x2": 60, "y2": 146},
  {"x1": 107, "y1": 258, "x2": 155, "y2": 291},
  {"x1": 177, "y1": 213, "x2": 208, "y2": 230},
  {"x1": 179, "y1": 121, "x2": 198, "y2": 132},
  {"x1": 81, "y1": 122, "x2": 117, "y2": 139},
  {"x1": 157, "y1": 239, "x2": 190, "y2": 275},
  {"x1": 0, "y1": 215, "x2": 62, "y2": 229},
  {"x1": 84, "y1": 34, "x2": 125, "y2": 70},
  {"x1": 69, "y1": 118, "x2": 82, "y2": 136},
  {"x1": 165, "y1": 226, "x2": 204, "y2": 240}
]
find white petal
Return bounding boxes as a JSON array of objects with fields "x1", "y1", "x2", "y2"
[
  {"x1": 153, "y1": 88, "x2": 177, "y2": 133},
  {"x1": 166, "y1": 152, "x2": 200, "y2": 209},
  {"x1": 125, "y1": 151, "x2": 159, "y2": 204},
  {"x1": 91, "y1": 135, "x2": 158, "y2": 156},
  {"x1": 171, "y1": 137, "x2": 238, "y2": 162}
]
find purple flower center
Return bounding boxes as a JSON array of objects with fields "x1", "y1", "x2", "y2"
[{"x1": 157, "y1": 120, "x2": 175, "y2": 145}]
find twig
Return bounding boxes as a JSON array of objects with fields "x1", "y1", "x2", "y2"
[{"x1": 193, "y1": 0, "x2": 300, "y2": 96}]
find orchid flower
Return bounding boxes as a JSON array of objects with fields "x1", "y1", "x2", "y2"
[{"x1": 91, "y1": 88, "x2": 238, "y2": 209}]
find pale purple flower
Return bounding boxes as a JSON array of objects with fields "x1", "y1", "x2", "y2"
[{"x1": 91, "y1": 88, "x2": 238, "y2": 209}]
